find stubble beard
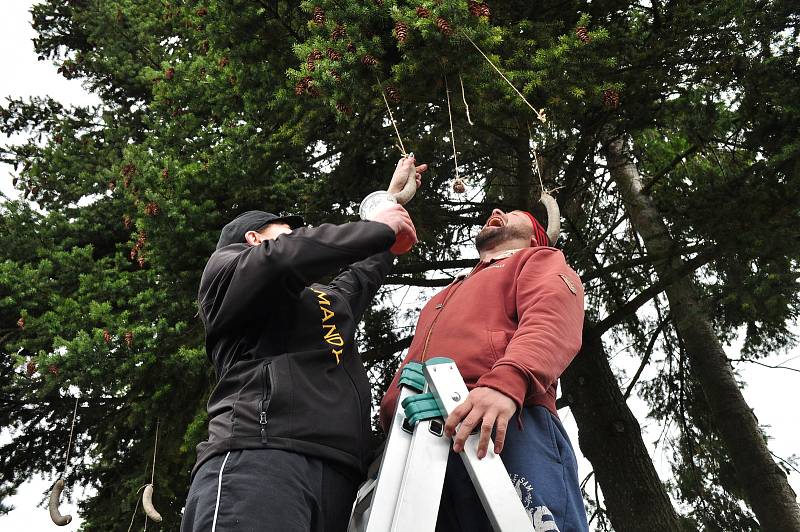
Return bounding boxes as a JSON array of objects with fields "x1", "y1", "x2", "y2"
[{"x1": 475, "y1": 225, "x2": 530, "y2": 252}]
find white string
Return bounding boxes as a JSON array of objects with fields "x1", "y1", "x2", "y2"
[
  {"x1": 459, "y1": 74, "x2": 474, "y2": 126},
  {"x1": 375, "y1": 74, "x2": 407, "y2": 156},
  {"x1": 461, "y1": 31, "x2": 547, "y2": 123},
  {"x1": 62, "y1": 397, "x2": 79, "y2": 477},
  {"x1": 444, "y1": 75, "x2": 460, "y2": 181}
]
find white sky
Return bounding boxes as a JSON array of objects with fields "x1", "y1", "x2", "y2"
[{"x1": 0, "y1": 2, "x2": 797, "y2": 530}]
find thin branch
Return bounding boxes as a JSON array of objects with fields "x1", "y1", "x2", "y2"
[
  {"x1": 729, "y1": 358, "x2": 800, "y2": 374},
  {"x1": 360, "y1": 336, "x2": 413, "y2": 364},
  {"x1": 392, "y1": 259, "x2": 477, "y2": 275},
  {"x1": 383, "y1": 276, "x2": 453, "y2": 287},
  {"x1": 592, "y1": 250, "x2": 715, "y2": 337},
  {"x1": 623, "y1": 314, "x2": 672, "y2": 399}
]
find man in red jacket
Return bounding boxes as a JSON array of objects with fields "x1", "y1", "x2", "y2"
[{"x1": 379, "y1": 208, "x2": 589, "y2": 532}]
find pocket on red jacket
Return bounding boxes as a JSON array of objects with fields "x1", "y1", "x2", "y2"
[{"x1": 487, "y1": 329, "x2": 510, "y2": 362}]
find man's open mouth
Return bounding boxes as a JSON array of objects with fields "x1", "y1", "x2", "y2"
[{"x1": 486, "y1": 216, "x2": 505, "y2": 228}]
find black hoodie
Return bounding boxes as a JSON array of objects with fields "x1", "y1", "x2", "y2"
[{"x1": 193, "y1": 221, "x2": 396, "y2": 479}]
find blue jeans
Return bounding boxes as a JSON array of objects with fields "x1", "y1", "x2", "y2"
[{"x1": 436, "y1": 405, "x2": 589, "y2": 532}]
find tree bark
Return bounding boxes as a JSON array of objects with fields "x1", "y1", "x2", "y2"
[
  {"x1": 561, "y1": 325, "x2": 687, "y2": 532},
  {"x1": 605, "y1": 133, "x2": 800, "y2": 531}
]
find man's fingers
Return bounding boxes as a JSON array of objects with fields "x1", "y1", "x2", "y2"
[
  {"x1": 477, "y1": 411, "x2": 497, "y2": 459},
  {"x1": 415, "y1": 163, "x2": 428, "y2": 174},
  {"x1": 452, "y1": 410, "x2": 482, "y2": 453},
  {"x1": 444, "y1": 401, "x2": 470, "y2": 437},
  {"x1": 493, "y1": 414, "x2": 510, "y2": 454}
]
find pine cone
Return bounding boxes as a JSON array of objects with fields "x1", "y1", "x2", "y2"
[
  {"x1": 436, "y1": 17, "x2": 452, "y2": 36},
  {"x1": 17, "y1": 317, "x2": 24, "y2": 329},
  {"x1": 331, "y1": 24, "x2": 346, "y2": 41},
  {"x1": 329, "y1": 69, "x2": 341, "y2": 81},
  {"x1": 48, "y1": 364, "x2": 59, "y2": 376},
  {"x1": 196, "y1": 7, "x2": 208, "y2": 16},
  {"x1": 452, "y1": 179, "x2": 466, "y2": 193},
  {"x1": 373, "y1": 0, "x2": 383, "y2": 5},
  {"x1": 307, "y1": 49, "x2": 322, "y2": 72},
  {"x1": 312, "y1": 6, "x2": 325, "y2": 25},
  {"x1": 479, "y1": 3, "x2": 490, "y2": 17},
  {"x1": 108, "y1": 179, "x2": 116, "y2": 191},
  {"x1": 385, "y1": 84, "x2": 400, "y2": 103},
  {"x1": 295, "y1": 77, "x2": 309, "y2": 95},
  {"x1": 144, "y1": 202, "x2": 160, "y2": 216},
  {"x1": 602, "y1": 88, "x2": 620, "y2": 109},
  {"x1": 138, "y1": 256, "x2": 146, "y2": 268},
  {"x1": 26, "y1": 360, "x2": 37, "y2": 377},
  {"x1": 123, "y1": 214, "x2": 132, "y2": 229},
  {"x1": 327, "y1": 47, "x2": 341, "y2": 61},
  {"x1": 576, "y1": 26, "x2": 590, "y2": 43},
  {"x1": 161, "y1": 167, "x2": 169, "y2": 178},
  {"x1": 468, "y1": 0, "x2": 481, "y2": 16},
  {"x1": 124, "y1": 331, "x2": 134, "y2": 347},
  {"x1": 416, "y1": 7, "x2": 429, "y2": 18},
  {"x1": 347, "y1": 42, "x2": 356, "y2": 53},
  {"x1": 361, "y1": 54, "x2": 378, "y2": 66},
  {"x1": 394, "y1": 21, "x2": 408, "y2": 44},
  {"x1": 164, "y1": 67, "x2": 175, "y2": 80},
  {"x1": 121, "y1": 163, "x2": 136, "y2": 178},
  {"x1": 218, "y1": 56, "x2": 230, "y2": 68},
  {"x1": 306, "y1": 81, "x2": 320, "y2": 97},
  {"x1": 103, "y1": 329, "x2": 112, "y2": 344},
  {"x1": 336, "y1": 102, "x2": 353, "y2": 115}
]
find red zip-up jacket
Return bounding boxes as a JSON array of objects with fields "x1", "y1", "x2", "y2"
[{"x1": 379, "y1": 246, "x2": 584, "y2": 431}]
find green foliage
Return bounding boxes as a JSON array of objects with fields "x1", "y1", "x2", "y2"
[{"x1": 1, "y1": 0, "x2": 799, "y2": 529}]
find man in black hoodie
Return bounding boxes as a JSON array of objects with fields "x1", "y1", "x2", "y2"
[{"x1": 181, "y1": 157, "x2": 425, "y2": 532}]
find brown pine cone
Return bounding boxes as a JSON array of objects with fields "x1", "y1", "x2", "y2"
[
  {"x1": 124, "y1": 331, "x2": 134, "y2": 347},
  {"x1": 295, "y1": 77, "x2": 310, "y2": 95},
  {"x1": 307, "y1": 49, "x2": 323, "y2": 72},
  {"x1": 108, "y1": 179, "x2": 116, "y2": 191},
  {"x1": 385, "y1": 84, "x2": 400, "y2": 103},
  {"x1": 17, "y1": 317, "x2": 24, "y2": 329},
  {"x1": 218, "y1": 56, "x2": 230, "y2": 68},
  {"x1": 123, "y1": 214, "x2": 132, "y2": 229},
  {"x1": 416, "y1": 7, "x2": 430, "y2": 18},
  {"x1": 306, "y1": 82, "x2": 320, "y2": 97},
  {"x1": 336, "y1": 102, "x2": 353, "y2": 115},
  {"x1": 164, "y1": 67, "x2": 175, "y2": 80},
  {"x1": 602, "y1": 88, "x2": 620, "y2": 109},
  {"x1": 144, "y1": 202, "x2": 160, "y2": 216},
  {"x1": 196, "y1": 7, "x2": 208, "y2": 16},
  {"x1": 436, "y1": 17, "x2": 452, "y2": 36},
  {"x1": 329, "y1": 69, "x2": 341, "y2": 81},
  {"x1": 48, "y1": 364, "x2": 59, "y2": 376},
  {"x1": 361, "y1": 54, "x2": 378, "y2": 66},
  {"x1": 468, "y1": 0, "x2": 481, "y2": 16},
  {"x1": 103, "y1": 329, "x2": 112, "y2": 344},
  {"x1": 326, "y1": 47, "x2": 341, "y2": 61},
  {"x1": 479, "y1": 3, "x2": 490, "y2": 17},
  {"x1": 312, "y1": 6, "x2": 325, "y2": 25},
  {"x1": 331, "y1": 24, "x2": 346, "y2": 41},
  {"x1": 26, "y1": 360, "x2": 37, "y2": 377},
  {"x1": 161, "y1": 167, "x2": 169, "y2": 178},
  {"x1": 452, "y1": 179, "x2": 466, "y2": 193},
  {"x1": 576, "y1": 26, "x2": 590, "y2": 43},
  {"x1": 394, "y1": 21, "x2": 409, "y2": 43},
  {"x1": 347, "y1": 42, "x2": 356, "y2": 53},
  {"x1": 374, "y1": 0, "x2": 383, "y2": 5}
]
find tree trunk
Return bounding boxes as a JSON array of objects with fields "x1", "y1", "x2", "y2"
[
  {"x1": 561, "y1": 325, "x2": 686, "y2": 532},
  {"x1": 605, "y1": 133, "x2": 800, "y2": 531}
]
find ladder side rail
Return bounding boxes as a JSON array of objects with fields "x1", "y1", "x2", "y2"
[
  {"x1": 424, "y1": 359, "x2": 535, "y2": 532},
  {"x1": 389, "y1": 404, "x2": 451, "y2": 532}
]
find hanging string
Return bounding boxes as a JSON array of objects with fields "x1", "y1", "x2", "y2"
[
  {"x1": 460, "y1": 31, "x2": 547, "y2": 124},
  {"x1": 62, "y1": 396, "x2": 79, "y2": 478},
  {"x1": 527, "y1": 123, "x2": 546, "y2": 193},
  {"x1": 374, "y1": 73, "x2": 407, "y2": 156},
  {"x1": 444, "y1": 75, "x2": 460, "y2": 182},
  {"x1": 150, "y1": 419, "x2": 159, "y2": 485},
  {"x1": 459, "y1": 74, "x2": 474, "y2": 126}
]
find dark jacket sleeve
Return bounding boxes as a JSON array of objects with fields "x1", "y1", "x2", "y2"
[
  {"x1": 198, "y1": 221, "x2": 396, "y2": 336},
  {"x1": 327, "y1": 251, "x2": 395, "y2": 319}
]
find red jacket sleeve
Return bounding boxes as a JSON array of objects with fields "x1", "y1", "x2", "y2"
[{"x1": 475, "y1": 249, "x2": 584, "y2": 408}]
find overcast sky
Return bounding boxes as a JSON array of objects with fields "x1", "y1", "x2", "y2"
[{"x1": 1, "y1": 2, "x2": 797, "y2": 530}]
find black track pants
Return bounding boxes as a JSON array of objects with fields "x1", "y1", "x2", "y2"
[{"x1": 180, "y1": 449, "x2": 359, "y2": 532}]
